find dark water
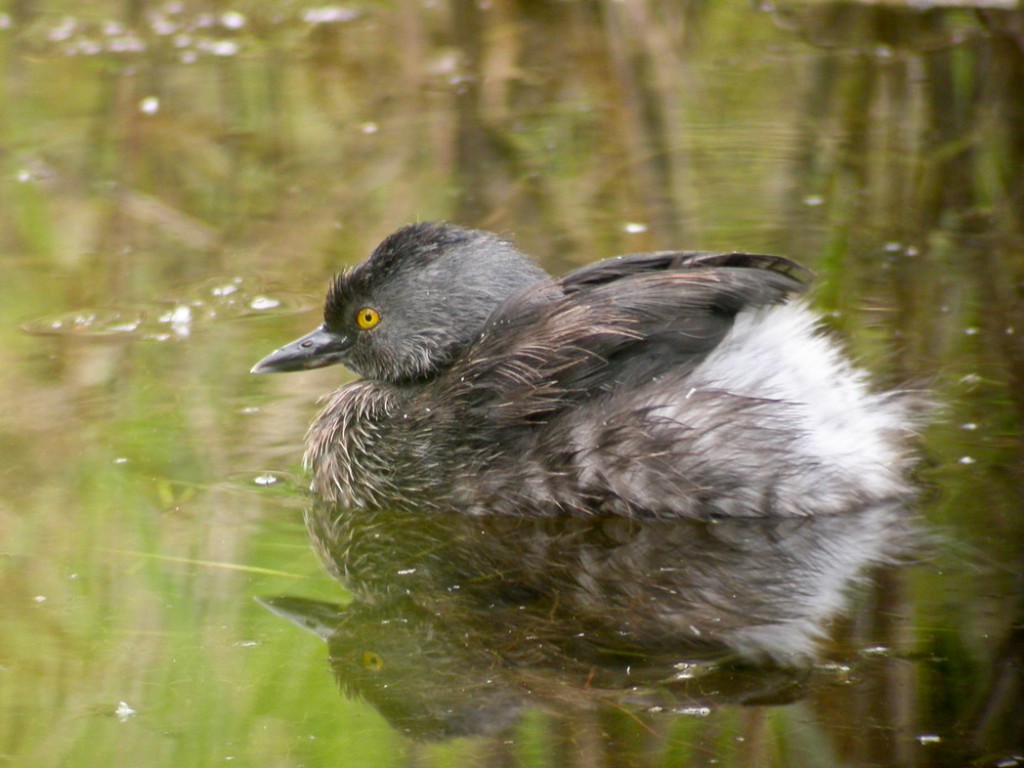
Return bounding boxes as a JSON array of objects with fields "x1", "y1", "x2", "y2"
[{"x1": 1, "y1": 2, "x2": 1022, "y2": 766}]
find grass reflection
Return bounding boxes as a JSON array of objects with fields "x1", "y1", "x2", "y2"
[{"x1": 0, "y1": 0, "x2": 1022, "y2": 766}]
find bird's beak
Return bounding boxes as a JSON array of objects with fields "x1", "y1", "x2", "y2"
[{"x1": 250, "y1": 325, "x2": 354, "y2": 374}]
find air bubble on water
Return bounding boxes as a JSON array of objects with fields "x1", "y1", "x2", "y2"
[
  {"x1": 48, "y1": 17, "x2": 77, "y2": 42},
  {"x1": 74, "y1": 39, "x2": 103, "y2": 56},
  {"x1": 162, "y1": 305, "x2": 192, "y2": 337},
  {"x1": 204, "y1": 39, "x2": 239, "y2": 56},
  {"x1": 623, "y1": 222, "x2": 647, "y2": 234},
  {"x1": 151, "y1": 14, "x2": 177, "y2": 36},
  {"x1": 139, "y1": 96, "x2": 160, "y2": 115},
  {"x1": 250, "y1": 296, "x2": 280, "y2": 311},
  {"x1": 303, "y1": 7, "x2": 360, "y2": 24},
  {"x1": 115, "y1": 701, "x2": 137, "y2": 721},
  {"x1": 212, "y1": 280, "x2": 241, "y2": 297},
  {"x1": 671, "y1": 662, "x2": 698, "y2": 680},
  {"x1": 109, "y1": 318, "x2": 141, "y2": 332},
  {"x1": 672, "y1": 706, "x2": 711, "y2": 718},
  {"x1": 221, "y1": 11, "x2": 246, "y2": 29},
  {"x1": 107, "y1": 35, "x2": 146, "y2": 53}
]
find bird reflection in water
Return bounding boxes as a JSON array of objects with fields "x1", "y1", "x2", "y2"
[{"x1": 260, "y1": 500, "x2": 917, "y2": 741}]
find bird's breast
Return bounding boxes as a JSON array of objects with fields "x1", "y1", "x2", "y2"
[{"x1": 304, "y1": 382, "x2": 407, "y2": 508}]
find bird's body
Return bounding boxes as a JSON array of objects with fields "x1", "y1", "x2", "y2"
[{"x1": 254, "y1": 223, "x2": 918, "y2": 519}]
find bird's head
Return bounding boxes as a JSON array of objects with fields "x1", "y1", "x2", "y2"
[{"x1": 251, "y1": 222, "x2": 547, "y2": 382}]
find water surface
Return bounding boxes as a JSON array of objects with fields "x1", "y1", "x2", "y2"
[{"x1": 1, "y1": 1, "x2": 1022, "y2": 766}]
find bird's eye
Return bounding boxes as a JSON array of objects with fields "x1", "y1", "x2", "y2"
[
  {"x1": 362, "y1": 651, "x2": 384, "y2": 671},
  {"x1": 356, "y1": 307, "x2": 380, "y2": 330}
]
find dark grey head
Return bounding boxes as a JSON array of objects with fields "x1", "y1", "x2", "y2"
[{"x1": 251, "y1": 222, "x2": 547, "y2": 382}]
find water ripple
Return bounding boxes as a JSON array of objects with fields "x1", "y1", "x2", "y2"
[{"x1": 21, "y1": 277, "x2": 313, "y2": 340}]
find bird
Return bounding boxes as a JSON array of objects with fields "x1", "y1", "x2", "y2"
[{"x1": 252, "y1": 221, "x2": 919, "y2": 519}]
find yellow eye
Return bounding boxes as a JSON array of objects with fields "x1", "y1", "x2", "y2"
[
  {"x1": 362, "y1": 651, "x2": 384, "y2": 671},
  {"x1": 356, "y1": 307, "x2": 380, "y2": 330}
]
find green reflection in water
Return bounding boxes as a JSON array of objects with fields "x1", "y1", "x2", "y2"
[{"x1": 1, "y1": 0, "x2": 1022, "y2": 766}]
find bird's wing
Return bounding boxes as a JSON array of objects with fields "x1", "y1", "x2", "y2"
[
  {"x1": 448, "y1": 253, "x2": 810, "y2": 424},
  {"x1": 559, "y1": 251, "x2": 812, "y2": 294}
]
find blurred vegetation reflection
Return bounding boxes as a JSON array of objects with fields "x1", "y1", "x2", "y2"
[{"x1": 1, "y1": 0, "x2": 1022, "y2": 766}]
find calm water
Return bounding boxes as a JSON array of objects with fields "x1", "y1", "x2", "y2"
[{"x1": 2, "y1": 1, "x2": 1023, "y2": 766}]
